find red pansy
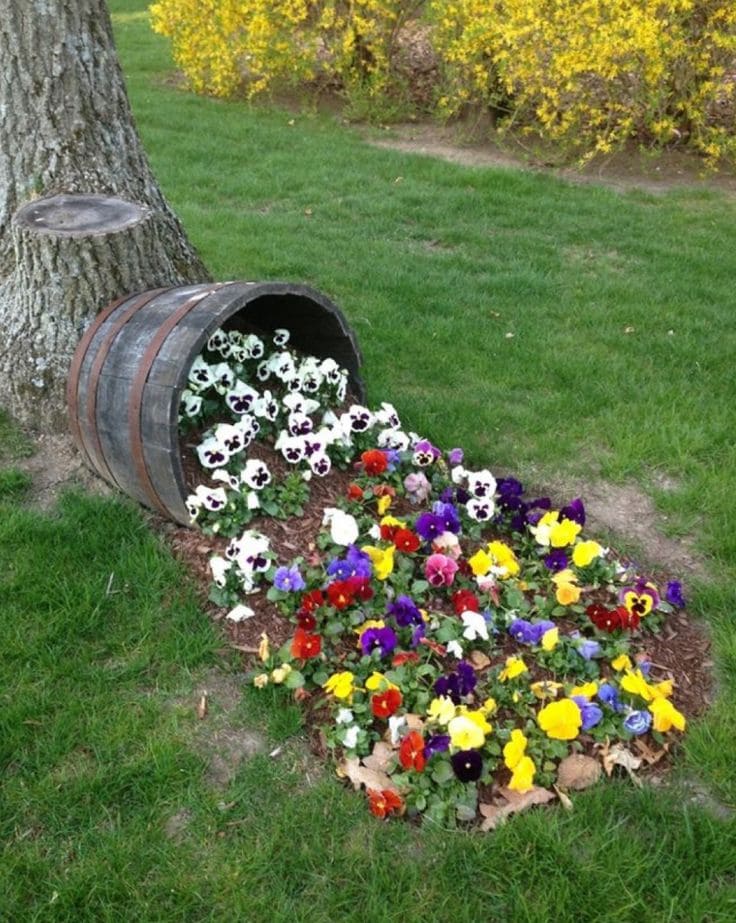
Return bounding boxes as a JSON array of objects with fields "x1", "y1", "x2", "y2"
[
  {"x1": 291, "y1": 627, "x2": 322, "y2": 659},
  {"x1": 367, "y1": 788, "x2": 403, "y2": 818},
  {"x1": 399, "y1": 731, "x2": 426, "y2": 772},
  {"x1": 392, "y1": 651, "x2": 420, "y2": 667},
  {"x1": 371, "y1": 687, "x2": 402, "y2": 718},
  {"x1": 394, "y1": 529, "x2": 421, "y2": 553},
  {"x1": 361, "y1": 449, "x2": 388, "y2": 476},
  {"x1": 452, "y1": 588, "x2": 480, "y2": 614},
  {"x1": 301, "y1": 589, "x2": 324, "y2": 613}
]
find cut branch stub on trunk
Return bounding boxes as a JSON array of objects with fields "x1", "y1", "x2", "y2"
[{"x1": 67, "y1": 281, "x2": 365, "y2": 525}]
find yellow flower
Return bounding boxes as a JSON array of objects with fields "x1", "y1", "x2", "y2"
[
  {"x1": 271, "y1": 664, "x2": 292, "y2": 684},
  {"x1": 649, "y1": 697, "x2": 686, "y2": 733},
  {"x1": 377, "y1": 495, "x2": 392, "y2": 516},
  {"x1": 503, "y1": 728, "x2": 528, "y2": 770},
  {"x1": 361, "y1": 544, "x2": 395, "y2": 580},
  {"x1": 551, "y1": 568, "x2": 578, "y2": 587},
  {"x1": 549, "y1": 518, "x2": 582, "y2": 548},
  {"x1": 379, "y1": 514, "x2": 405, "y2": 531},
  {"x1": 530, "y1": 680, "x2": 563, "y2": 699},
  {"x1": 537, "y1": 698, "x2": 582, "y2": 740},
  {"x1": 556, "y1": 582, "x2": 581, "y2": 606},
  {"x1": 481, "y1": 696, "x2": 498, "y2": 715},
  {"x1": 572, "y1": 540, "x2": 603, "y2": 568},
  {"x1": 462, "y1": 708, "x2": 493, "y2": 735},
  {"x1": 569, "y1": 681, "x2": 598, "y2": 698},
  {"x1": 448, "y1": 714, "x2": 486, "y2": 749},
  {"x1": 487, "y1": 540, "x2": 520, "y2": 577},
  {"x1": 620, "y1": 669, "x2": 671, "y2": 702},
  {"x1": 499, "y1": 656, "x2": 528, "y2": 682},
  {"x1": 611, "y1": 653, "x2": 632, "y2": 672},
  {"x1": 427, "y1": 695, "x2": 456, "y2": 725},
  {"x1": 541, "y1": 627, "x2": 560, "y2": 651},
  {"x1": 530, "y1": 510, "x2": 559, "y2": 546},
  {"x1": 365, "y1": 671, "x2": 395, "y2": 692},
  {"x1": 323, "y1": 670, "x2": 356, "y2": 700},
  {"x1": 253, "y1": 673, "x2": 269, "y2": 689},
  {"x1": 468, "y1": 548, "x2": 492, "y2": 576},
  {"x1": 508, "y1": 755, "x2": 536, "y2": 793},
  {"x1": 258, "y1": 632, "x2": 270, "y2": 663}
]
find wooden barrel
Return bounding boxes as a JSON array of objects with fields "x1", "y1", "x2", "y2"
[{"x1": 67, "y1": 281, "x2": 365, "y2": 525}]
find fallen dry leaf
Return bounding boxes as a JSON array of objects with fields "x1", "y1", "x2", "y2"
[
  {"x1": 553, "y1": 785, "x2": 574, "y2": 811},
  {"x1": 197, "y1": 692, "x2": 208, "y2": 720},
  {"x1": 337, "y1": 757, "x2": 398, "y2": 794},
  {"x1": 404, "y1": 713, "x2": 425, "y2": 732},
  {"x1": 633, "y1": 738, "x2": 669, "y2": 766},
  {"x1": 469, "y1": 650, "x2": 491, "y2": 671},
  {"x1": 556, "y1": 753, "x2": 601, "y2": 791},
  {"x1": 599, "y1": 742, "x2": 643, "y2": 784},
  {"x1": 362, "y1": 741, "x2": 395, "y2": 774},
  {"x1": 479, "y1": 786, "x2": 555, "y2": 830}
]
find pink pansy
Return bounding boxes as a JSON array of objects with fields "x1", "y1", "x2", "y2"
[
  {"x1": 432, "y1": 531, "x2": 462, "y2": 560},
  {"x1": 425, "y1": 553, "x2": 459, "y2": 587}
]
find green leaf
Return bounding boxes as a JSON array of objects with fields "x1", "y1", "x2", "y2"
[
  {"x1": 431, "y1": 760, "x2": 455, "y2": 785},
  {"x1": 285, "y1": 670, "x2": 305, "y2": 689}
]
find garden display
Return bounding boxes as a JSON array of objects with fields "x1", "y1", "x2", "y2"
[{"x1": 180, "y1": 325, "x2": 689, "y2": 828}]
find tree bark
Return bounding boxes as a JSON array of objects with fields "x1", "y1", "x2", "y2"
[{"x1": 0, "y1": 0, "x2": 210, "y2": 431}]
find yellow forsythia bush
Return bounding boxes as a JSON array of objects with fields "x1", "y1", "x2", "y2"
[
  {"x1": 149, "y1": 0, "x2": 422, "y2": 103},
  {"x1": 429, "y1": 0, "x2": 736, "y2": 161}
]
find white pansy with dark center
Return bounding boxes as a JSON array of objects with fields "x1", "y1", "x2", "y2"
[
  {"x1": 336, "y1": 378, "x2": 347, "y2": 402},
  {"x1": 234, "y1": 530, "x2": 271, "y2": 577},
  {"x1": 466, "y1": 497, "x2": 495, "y2": 521},
  {"x1": 188, "y1": 355, "x2": 214, "y2": 391},
  {"x1": 197, "y1": 436, "x2": 230, "y2": 469},
  {"x1": 242, "y1": 458, "x2": 272, "y2": 490},
  {"x1": 375, "y1": 402, "x2": 402, "y2": 429},
  {"x1": 207, "y1": 328, "x2": 228, "y2": 353},
  {"x1": 225, "y1": 536, "x2": 242, "y2": 561},
  {"x1": 377, "y1": 428, "x2": 410, "y2": 451},
  {"x1": 467, "y1": 469, "x2": 497, "y2": 499},
  {"x1": 214, "y1": 422, "x2": 247, "y2": 456},
  {"x1": 235, "y1": 414, "x2": 259, "y2": 445},
  {"x1": 179, "y1": 389, "x2": 202, "y2": 419},
  {"x1": 283, "y1": 391, "x2": 320, "y2": 416},
  {"x1": 211, "y1": 362, "x2": 235, "y2": 394},
  {"x1": 287, "y1": 411, "x2": 314, "y2": 437},
  {"x1": 254, "y1": 390, "x2": 279, "y2": 421},
  {"x1": 273, "y1": 328, "x2": 290, "y2": 347},
  {"x1": 192, "y1": 484, "x2": 228, "y2": 512},
  {"x1": 226, "y1": 380, "x2": 259, "y2": 414},
  {"x1": 243, "y1": 334, "x2": 264, "y2": 359},
  {"x1": 268, "y1": 351, "x2": 296, "y2": 383},
  {"x1": 302, "y1": 435, "x2": 325, "y2": 458},
  {"x1": 319, "y1": 357, "x2": 343, "y2": 386},
  {"x1": 309, "y1": 453, "x2": 331, "y2": 476},
  {"x1": 256, "y1": 360, "x2": 270, "y2": 382},
  {"x1": 344, "y1": 404, "x2": 374, "y2": 433},
  {"x1": 276, "y1": 434, "x2": 306, "y2": 464}
]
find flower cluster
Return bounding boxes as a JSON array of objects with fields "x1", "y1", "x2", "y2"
[{"x1": 182, "y1": 329, "x2": 688, "y2": 826}]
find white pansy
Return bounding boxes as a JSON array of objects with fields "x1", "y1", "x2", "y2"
[
  {"x1": 467, "y1": 469, "x2": 497, "y2": 499},
  {"x1": 211, "y1": 468, "x2": 240, "y2": 491},
  {"x1": 309, "y1": 453, "x2": 331, "y2": 477},
  {"x1": 254, "y1": 390, "x2": 279, "y2": 421},
  {"x1": 243, "y1": 334, "x2": 264, "y2": 359},
  {"x1": 211, "y1": 362, "x2": 235, "y2": 394},
  {"x1": 207, "y1": 327, "x2": 228, "y2": 353},
  {"x1": 451, "y1": 465, "x2": 467, "y2": 485},
  {"x1": 180, "y1": 389, "x2": 202, "y2": 418},
  {"x1": 194, "y1": 484, "x2": 228, "y2": 512},
  {"x1": 278, "y1": 434, "x2": 306, "y2": 464},
  {"x1": 273, "y1": 328, "x2": 290, "y2": 346},
  {"x1": 461, "y1": 610, "x2": 489, "y2": 642},
  {"x1": 209, "y1": 555, "x2": 233, "y2": 588},
  {"x1": 226, "y1": 380, "x2": 259, "y2": 415},
  {"x1": 344, "y1": 404, "x2": 374, "y2": 433},
  {"x1": 226, "y1": 604, "x2": 255, "y2": 623},
  {"x1": 377, "y1": 428, "x2": 410, "y2": 451},
  {"x1": 446, "y1": 639, "x2": 464, "y2": 659},
  {"x1": 374, "y1": 402, "x2": 401, "y2": 428},
  {"x1": 188, "y1": 355, "x2": 214, "y2": 391},
  {"x1": 388, "y1": 715, "x2": 407, "y2": 745},
  {"x1": 214, "y1": 422, "x2": 247, "y2": 455},
  {"x1": 367, "y1": 522, "x2": 381, "y2": 540},
  {"x1": 242, "y1": 458, "x2": 272, "y2": 490},
  {"x1": 322, "y1": 508, "x2": 359, "y2": 546},
  {"x1": 197, "y1": 436, "x2": 229, "y2": 469},
  {"x1": 336, "y1": 708, "x2": 354, "y2": 725},
  {"x1": 466, "y1": 497, "x2": 495, "y2": 522},
  {"x1": 340, "y1": 726, "x2": 360, "y2": 749},
  {"x1": 288, "y1": 411, "x2": 314, "y2": 437},
  {"x1": 283, "y1": 391, "x2": 320, "y2": 415}
]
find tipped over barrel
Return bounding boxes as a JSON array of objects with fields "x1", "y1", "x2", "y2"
[{"x1": 67, "y1": 281, "x2": 364, "y2": 524}]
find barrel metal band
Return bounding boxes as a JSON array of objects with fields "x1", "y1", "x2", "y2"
[
  {"x1": 128, "y1": 284, "x2": 226, "y2": 517},
  {"x1": 82, "y1": 287, "x2": 171, "y2": 490},
  {"x1": 67, "y1": 291, "x2": 130, "y2": 466}
]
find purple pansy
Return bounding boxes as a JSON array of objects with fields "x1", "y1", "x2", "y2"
[
  {"x1": 432, "y1": 501, "x2": 461, "y2": 534},
  {"x1": 451, "y1": 749, "x2": 483, "y2": 782},
  {"x1": 575, "y1": 638, "x2": 601, "y2": 660},
  {"x1": 665, "y1": 580, "x2": 686, "y2": 608},
  {"x1": 597, "y1": 683, "x2": 623, "y2": 711},
  {"x1": 327, "y1": 545, "x2": 372, "y2": 581},
  {"x1": 434, "y1": 661, "x2": 477, "y2": 703},
  {"x1": 424, "y1": 734, "x2": 451, "y2": 759},
  {"x1": 571, "y1": 696, "x2": 603, "y2": 731},
  {"x1": 560, "y1": 497, "x2": 586, "y2": 526},
  {"x1": 361, "y1": 626, "x2": 398, "y2": 658},
  {"x1": 272, "y1": 565, "x2": 306, "y2": 593},
  {"x1": 415, "y1": 512, "x2": 445, "y2": 543},
  {"x1": 544, "y1": 548, "x2": 569, "y2": 572},
  {"x1": 448, "y1": 447, "x2": 464, "y2": 466},
  {"x1": 387, "y1": 595, "x2": 423, "y2": 627},
  {"x1": 624, "y1": 710, "x2": 653, "y2": 735}
]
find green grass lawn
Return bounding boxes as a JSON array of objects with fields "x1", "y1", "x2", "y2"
[{"x1": 2, "y1": 1, "x2": 736, "y2": 919}]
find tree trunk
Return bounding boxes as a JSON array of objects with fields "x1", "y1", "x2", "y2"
[{"x1": 0, "y1": 0, "x2": 210, "y2": 431}]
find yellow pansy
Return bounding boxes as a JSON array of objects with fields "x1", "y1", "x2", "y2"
[
  {"x1": 379, "y1": 514, "x2": 405, "y2": 530},
  {"x1": 427, "y1": 695, "x2": 456, "y2": 725},
  {"x1": 531, "y1": 680, "x2": 563, "y2": 699},
  {"x1": 551, "y1": 568, "x2": 578, "y2": 587},
  {"x1": 556, "y1": 582, "x2": 581, "y2": 606},
  {"x1": 258, "y1": 632, "x2": 270, "y2": 663},
  {"x1": 481, "y1": 697, "x2": 498, "y2": 715},
  {"x1": 611, "y1": 653, "x2": 632, "y2": 672},
  {"x1": 569, "y1": 681, "x2": 598, "y2": 698},
  {"x1": 649, "y1": 697, "x2": 686, "y2": 733},
  {"x1": 487, "y1": 540, "x2": 520, "y2": 577},
  {"x1": 508, "y1": 755, "x2": 536, "y2": 793},
  {"x1": 322, "y1": 670, "x2": 355, "y2": 700},
  {"x1": 448, "y1": 714, "x2": 486, "y2": 749},
  {"x1": 377, "y1": 495, "x2": 392, "y2": 516},
  {"x1": 572, "y1": 540, "x2": 603, "y2": 568},
  {"x1": 530, "y1": 510, "x2": 559, "y2": 546},
  {"x1": 253, "y1": 673, "x2": 269, "y2": 689},
  {"x1": 620, "y1": 669, "x2": 671, "y2": 702},
  {"x1": 361, "y1": 544, "x2": 395, "y2": 580},
  {"x1": 542, "y1": 627, "x2": 560, "y2": 651},
  {"x1": 468, "y1": 548, "x2": 492, "y2": 576},
  {"x1": 503, "y1": 728, "x2": 528, "y2": 770},
  {"x1": 271, "y1": 664, "x2": 292, "y2": 684},
  {"x1": 537, "y1": 698, "x2": 583, "y2": 740},
  {"x1": 499, "y1": 656, "x2": 528, "y2": 682},
  {"x1": 549, "y1": 518, "x2": 582, "y2": 548},
  {"x1": 365, "y1": 671, "x2": 396, "y2": 692},
  {"x1": 462, "y1": 708, "x2": 493, "y2": 735}
]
